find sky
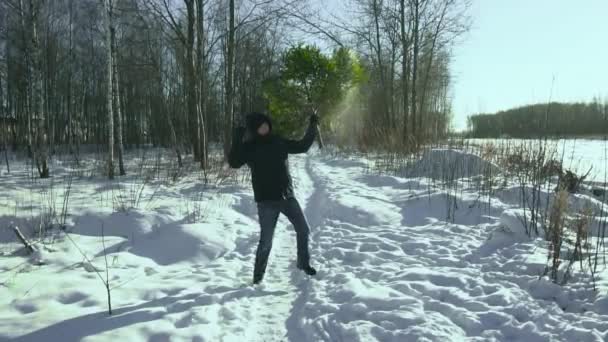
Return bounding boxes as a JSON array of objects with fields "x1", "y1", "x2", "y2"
[
  {"x1": 450, "y1": 0, "x2": 608, "y2": 130},
  {"x1": 315, "y1": 0, "x2": 608, "y2": 131}
]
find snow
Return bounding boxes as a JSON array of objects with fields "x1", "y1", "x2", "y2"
[
  {"x1": 403, "y1": 148, "x2": 500, "y2": 180},
  {"x1": 499, "y1": 209, "x2": 535, "y2": 237},
  {"x1": 1, "y1": 147, "x2": 607, "y2": 342}
]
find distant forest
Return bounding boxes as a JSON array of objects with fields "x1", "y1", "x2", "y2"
[{"x1": 467, "y1": 101, "x2": 608, "y2": 138}]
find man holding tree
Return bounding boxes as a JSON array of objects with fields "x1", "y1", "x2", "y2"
[{"x1": 228, "y1": 112, "x2": 319, "y2": 285}]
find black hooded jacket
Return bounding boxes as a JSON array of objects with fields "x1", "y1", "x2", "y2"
[{"x1": 228, "y1": 113, "x2": 317, "y2": 202}]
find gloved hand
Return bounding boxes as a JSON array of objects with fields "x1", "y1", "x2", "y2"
[{"x1": 309, "y1": 114, "x2": 320, "y2": 125}]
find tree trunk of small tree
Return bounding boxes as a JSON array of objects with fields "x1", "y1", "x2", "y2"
[
  {"x1": 372, "y1": 0, "x2": 389, "y2": 128},
  {"x1": 30, "y1": 0, "x2": 49, "y2": 178},
  {"x1": 196, "y1": 0, "x2": 207, "y2": 170},
  {"x1": 102, "y1": 0, "x2": 114, "y2": 179},
  {"x1": 419, "y1": 1, "x2": 449, "y2": 140},
  {"x1": 110, "y1": 16, "x2": 125, "y2": 176},
  {"x1": 223, "y1": 0, "x2": 235, "y2": 159},
  {"x1": 0, "y1": 66, "x2": 8, "y2": 174},
  {"x1": 17, "y1": 0, "x2": 33, "y2": 157},
  {"x1": 400, "y1": 0, "x2": 410, "y2": 142},
  {"x1": 67, "y1": 0, "x2": 75, "y2": 159},
  {"x1": 185, "y1": 0, "x2": 201, "y2": 163},
  {"x1": 411, "y1": 0, "x2": 420, "y2": 145}
]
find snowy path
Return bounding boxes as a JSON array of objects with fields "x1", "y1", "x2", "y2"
[
  {"x1": 291, "y1": 155, "x2": 608, "y2": 341},
  {"x1": 1, "y1": 151, "x2": 608, "y2": 341}
]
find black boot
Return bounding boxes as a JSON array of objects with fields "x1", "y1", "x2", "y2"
[
  {"x1": 298, "y1": 265, "x2": 317, "y2": 276},
  {"x1": 253, "y1": 273, "x2": 264, "y2": 285}
]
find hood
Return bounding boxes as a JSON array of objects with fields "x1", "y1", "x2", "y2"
[{"x1": 246, "y1": 112, "x2": 273, "y2": 137}]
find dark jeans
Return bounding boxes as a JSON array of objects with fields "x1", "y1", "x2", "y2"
[{"x1": 254, "y1": 198, "x2": 311, "y2": 280}]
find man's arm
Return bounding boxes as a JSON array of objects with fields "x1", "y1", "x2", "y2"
[
  {"x1": 228, "y1": 127, "x2": 250, "y2": 168},
  {"x1": 284, "y1": 115, "x2": 319, "y2": 154}
]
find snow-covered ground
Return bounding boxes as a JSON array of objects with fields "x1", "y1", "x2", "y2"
[{"x1": 1, "y1": 148, "x2": 607, "y2": 341}]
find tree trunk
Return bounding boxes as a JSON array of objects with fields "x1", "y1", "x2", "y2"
[
  {"x1": 156, "y1": 43, "x2": 182, "y2": 168},
  {"x1": 389, "y1": 45, "x2": 396, "y2": 130},
  {"x1": 18, "y1": 0, "x2": 33, "y2": 157},
  {"x1": 30, "y1": 0, "x2": 49, "y2": 178},
  {"x1": 0, "y1": 67, "x2": 8, "y2": 173},
  {"x1": 102, "y1": 0, "x2": 114, "y2": 179},
  {"x1": 67, "y1": 0, "x2": 78, "y2": 163},
  {"x1": 196, "y1": 0, "x2": 207, "y2": 170},
  {"x1": 411, "y1": 0, "x2": 420, "y2": 144},
  {"x1": 223, "y1": 0, "x2": 235, "y2": 159},
  {"x1": 400, "y1": 0, "x2": 410, "y2": 142},
  {"x1": 184, "y1": 0, "x2": 201, "y2": 162},
  {"x1": 419, "y1": 2, "x2": 448, "y2": 139},
  {"x1": 6, "y1": 38, "x2": 15, "y2": 153},
  {"x1": 372, "y1": 0, "x2": 389, "y2": 128},
  {"x1": 110, "y1": 17, "x2": 125, "y2": 176},
  {"x1": 67, "y1": 0, "x2": 73, "y2": 154}
]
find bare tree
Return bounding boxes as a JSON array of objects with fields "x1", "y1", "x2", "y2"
[
  {"x1": 27, "y1": 0, "x2": 49, "y2": 177},
  {"x1": 143, "y1": 0, "x2": 207, "y2": 168},
  {"x1": 66, "y1": 0, "x2": 77, "y2": 159},
  {"x1": 196, "y1": 0, "x2": 207, "y2": 169},
  {"x1": 372, "y1": 0, "x2": 390, "y2": 126},
  {"x1": 223, "y1": 0, "x2": 235, "y2": 159},
  {"x1": 410, "y1": 0, "x2": 422, "y2": 143},
  {"x1": 399, "y1": 0, "x2": 410, "y2": 140},
  {"x1": 0, "y1": 9, "x2": 7, "y2": 171},
  {"x1": 110, "y1": 1, "x2": 125, "y2": 176},
  {"x1": 101, "y1": 0, "x2": 115, "y2": 179}
]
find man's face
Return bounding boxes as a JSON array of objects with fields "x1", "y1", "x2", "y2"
[{"x1": 257, "y1": 122, "x2": 270, "y2": 136}]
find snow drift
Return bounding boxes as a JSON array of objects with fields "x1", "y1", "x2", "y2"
[{"x1": 403, "y1": 148, "x2": 501, "y2": 180}]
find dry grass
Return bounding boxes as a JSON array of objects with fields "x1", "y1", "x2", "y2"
[
  {"x1": 546, "y1": 189, "x2": 569, "y2": 282},
  {"x1": 561, "y1": 208, "x2": 593, "y2": 285},
  {"x1": 354, "y1": 135, "x2": 607, "y2": 287}
]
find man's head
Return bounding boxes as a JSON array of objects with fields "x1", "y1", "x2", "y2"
[{"x1": 246, "y1": 112, "x2": 272, "y2": 137}]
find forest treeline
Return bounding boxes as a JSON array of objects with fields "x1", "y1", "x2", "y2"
[
  {"x1": 467, "y1": 101, "x2": 608, "y2": 138},
  {"x1": 0, "y1": 0, "x2": 470, "y2": 179}
]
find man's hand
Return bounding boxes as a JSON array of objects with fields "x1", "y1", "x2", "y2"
[
  {"x1": 309, "y1": 113, "x2": 323, "y2": 149},
  {"x1": 309, "y1": 114, "x2": 320, "y2": 126}
]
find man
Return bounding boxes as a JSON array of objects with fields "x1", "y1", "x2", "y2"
[{"x1": 228, "y1": 112, "x2": 319, "y2": 285}]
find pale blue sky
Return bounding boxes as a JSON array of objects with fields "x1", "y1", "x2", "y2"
[
  {"x1": 316, "y1": 0, "x2": 608, "y2": 130},
  {"x1": 451, "y1": 0, "x2": 608, "y2": 130}
]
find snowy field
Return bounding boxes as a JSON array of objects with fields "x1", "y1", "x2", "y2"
[
  {"x1": 1, "y1": 147, "x2": 608, "y2": 342},
  {"x1": 468, "y1": 138, "x2": 608, "y2": 183}
]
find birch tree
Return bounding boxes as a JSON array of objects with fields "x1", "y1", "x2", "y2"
[
  {"x1": 101, "y1": 0, "x2": 114, "y2": 179},
  {"x1": 223, "y1": 0, "x2": 235, "y2": 158},
  {"x1": 196, "y1": 0, "x2": 207, "y2": 169}
]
